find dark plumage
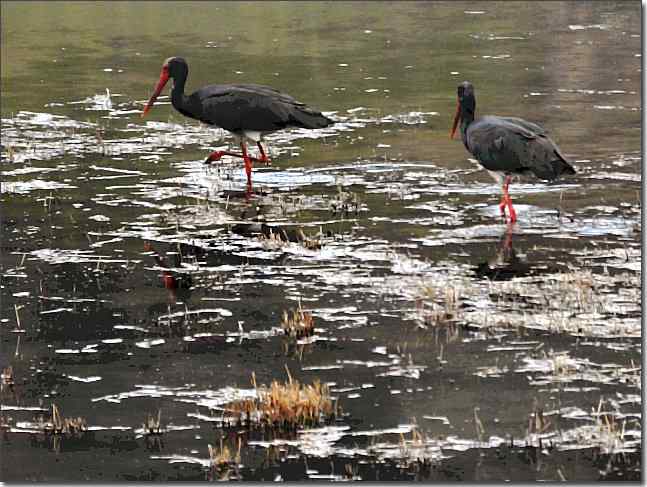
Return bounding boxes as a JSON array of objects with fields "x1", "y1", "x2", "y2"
[
  {"x1": 187, "y1": 83, "x2": 333, "y2": 133},
  {"x1": 142, "y1": 57, "x2": 333, "y2": 189},
  {"x1": 451, "y1": 81, "x2": 575, "y2": 222}
]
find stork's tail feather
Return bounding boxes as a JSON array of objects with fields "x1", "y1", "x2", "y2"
[
  {"x1": 290, "y1": 107, "x2": 334, "y2": 129},
  {"x1": 554, "y1": 157, "x2": 576, "y2": 177},
  {"x1": 553, "y1": 148, "x2": 576, "y2": 176},
  {"x1": 560, "y1": 160, "x2": 576, "y2": 176}
]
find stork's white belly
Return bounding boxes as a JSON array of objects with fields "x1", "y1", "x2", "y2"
[
  {"x1": 242, "y1": 130, "x2": 263, "y2": 142},
  {"x1": 486, "y1": 170, "x2": 505, "y2": 185}
]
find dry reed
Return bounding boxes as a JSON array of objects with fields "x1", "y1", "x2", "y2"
[{"x1": 225, "y1": 368, "x2": 337, "y2": 428}]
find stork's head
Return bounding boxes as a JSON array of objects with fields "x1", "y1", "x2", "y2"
[
  {"x1": 142, "y1": 57, "x2": 188, "y2": 117},
  {"x1": 451, "y1": 81, "x2": 476, "y2": 139}
]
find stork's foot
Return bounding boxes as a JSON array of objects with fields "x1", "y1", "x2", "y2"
[
  {"x1": 498, "y1": 195, "x2": 517, "y2": 223},
  {"x1": 255, "y1": 142, "x2": 272, "y2": 166},
  {"x1": 245, "y1": 182, "x2": 254, "y2": 199},
  {"x1": 257, "y1": 156, "x2": 272, "y2": 166},
  {"x1": 205, "y1": 150, "x2": 266, "y2": 165},
  {"x1": 255, "y1": 151, "x2": 272, "y2": 166},
  {"x1": 204, "y1": 151, "x2": 225, "y2": 164}
]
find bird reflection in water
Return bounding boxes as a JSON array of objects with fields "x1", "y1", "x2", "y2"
[
  {"x1": 143, "y1": 241, "x2": 192, "y2": 304},
  {"x1": 474, "y1": 223, "x2": 531, "y2": 281}
]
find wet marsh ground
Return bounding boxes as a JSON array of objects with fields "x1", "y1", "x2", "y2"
[{"x1": 0, "y1": 1, "x2": 642, "y2": 482}]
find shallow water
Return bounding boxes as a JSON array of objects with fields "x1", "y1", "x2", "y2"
[{"x1": 0, "y1": 1, "x2": 641, "y2": 482}]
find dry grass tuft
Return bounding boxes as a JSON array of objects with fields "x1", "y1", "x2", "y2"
[
  {"x1": 415, "y1": 283, "x2": 460, "y2": 327},
  {"x1": 281, "y1": 303, "x2": 315, "y2": 339},
  {"x1": 592, "y1": 397, "x2": 626, "y2": 454},
  {"x1": 225, "y1": 368, "x2": 338, "y2": 428},
  {"x1": 330, "y1": 184, "x2": 362, "y2": 216},
  {"x1": 208, "y1": 436, "x2": 241, "y2": 469},
  {"x1": 1, "y1": 366, "x2": 14, "y2": 393},
  {"x1": 526, "y1": 398, "x2": 553, "y2": 439},
  {"x1": 43, "y1": 404, "x2": 88, "y2": 435},
  {"x1": 207, "y1": 436, "x2": 242, "y2": 481},
  {"x1": 143, "y1": 409, "x2": 163, "y2": 435},
  {"x1": 394, "y1": 423, "x2": 437, "y2": 476},
  {"x1": 259, "y1": 226, "x2": 322, "y2": 250},
  {"x1": 555, "y1": 269, "x2": 596, "y2": 310}
]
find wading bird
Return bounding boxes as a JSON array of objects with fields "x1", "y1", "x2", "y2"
[
  {"x1": 142, "y1": 57, "x2": 333, "y2": 191},
  {"x1": 450, "y1": 81, "x2": 575, "y2": 222}
]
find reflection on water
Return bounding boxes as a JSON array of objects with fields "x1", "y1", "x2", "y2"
[
  {"x1": 1, "y1": 1, "x2": 641, "y2": 482},
  {"x1": 474, "y1": 223, "x2": 532, "y2": 280}
]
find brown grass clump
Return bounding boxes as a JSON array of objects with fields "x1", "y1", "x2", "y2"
[
  {"x1": 526, "y1": 398, "x2": 553, "y2": 437},
  {"x1": 208, "y1": 436, "x2": 241, "y2": 468},
  {"x1": 281, "y1": 303, "x2": 315, "y2": 339},
  {"x1": 259, "y1": 226, "x2": 322, "y2": 250},
  {"x1": 295, "y1": 228, "x2": 322, "y2": 250},
  {"x1": 416, "y1": 283, "x2": 460, "y2": 326},
  {"x1": 1, "y1": 366, "x2": 14, "y2": 393},
  {"x1": 392, "y1": 424, "x2": 437, "y2": 478},
  {"x1": 558, "y1": 270, "x2": 595, "y2": 310},
  {"x1": 207, "y1": 437, "x2": 242, "y2": 481},
  {"x1": 592, "y1": 397, "x2": 625, "y2": 453},
  {"x1": 330, "y1": 184, "x2": 362, "y2": 216},
  {"x1": 43, "y1": 404, "x2": 87, "y2": 435},
  {"x1": 226, "y1": 369, "x2": 337, "y2": 428},
  {"x1": 143, "y1": 409, "x2": 163, "y2": 435}
]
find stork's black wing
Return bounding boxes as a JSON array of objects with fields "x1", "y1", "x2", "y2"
[
  {"x1": 188, "y1": 84, "x2": 332, "y2": 133},
  {"x1": 466, "y1": 116, "x2": 575, "y2": 180}
]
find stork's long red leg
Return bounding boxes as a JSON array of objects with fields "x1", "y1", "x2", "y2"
[
  {"x1": 256, "y1": 142, "x2": 271, "y2": 165},
  {"x1": 502, "y1": 175, "x2": 517, "y2": 223},
  {"x1": 498, "y1": 195, "x2": 507, "y2": 216},
  {"x1": 240, "y1": 141, "x2": 253, "y2": 188},
  {"x1": 503, "y1": 220, "x2": 514, "y2": 250},
  {"x1": 205, "y1": 150, "x2": 243, "y2": 164}
]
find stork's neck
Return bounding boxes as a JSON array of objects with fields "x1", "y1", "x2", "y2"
[
  {"x1": 170, "y1": 75, "x2": 189, "y2": 113},
  {"x1": 460, "y1": 109, "x2": 475, "y2": 148}
]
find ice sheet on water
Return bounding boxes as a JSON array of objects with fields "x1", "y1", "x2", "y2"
[
  {"x1": 149, "y1": 454, "x2": 211, "y2": 468},
  {"x1": 297, "y1": 425, "x2": 352, "y2": 457},
  {"x1": 30, "y1": 248, "x2": 139, "y2": 265},
  {"x1": 64, "y1": 374, "x2": 102, "y2": 383},
  {"x1": 134, "y1": 338, "x2": 166, "y2": 349},
  {"x1": 67, "y1": 89, "x2": 115, "y2": 111},
  {"x1": 568, "y1": 24, "x2": 609, "y2": 31},
  {"x1": 1, "y1": 179, "x2": 77, "y2": 194},
  {"x1": 4, "y1": 111, "x2": 96, "y2": 129}
]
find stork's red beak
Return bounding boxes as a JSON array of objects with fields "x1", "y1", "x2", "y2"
[
  {"x1": 450, "y1": 99, "x2": 461, "y2": 139},
  {"x1": 141, "y1": 66, "x2": 170, "y2": 118}
]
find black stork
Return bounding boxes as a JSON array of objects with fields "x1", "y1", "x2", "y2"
[
  {"x1": 450, "y1": 81, "x2": 575, "y2": 223},
  {"x1": 142, "y1": 57, "x2": 333, "y2": 190}
]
